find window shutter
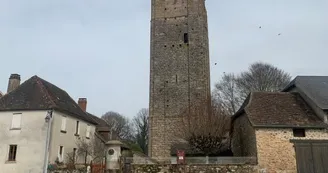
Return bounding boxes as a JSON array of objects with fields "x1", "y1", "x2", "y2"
[
  {"x1": 61, "y1": 117, "x2": 66, "y2": 131},
  {"x1": 86, "y1": 125, "x2": 90, "y2": 138},
  {"x1": 11, "y1": 114, "x2": 21, "y2": 129}
]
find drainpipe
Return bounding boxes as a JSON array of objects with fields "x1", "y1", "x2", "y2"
[{"x1": 43, "y1": 110, "x2": 53, "y2": 173}]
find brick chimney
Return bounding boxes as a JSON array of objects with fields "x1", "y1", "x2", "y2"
[
  {"x1": 7, "y1": 74, "x2": 21, "y2": 93},
  {"x1": 78, "y1": 98, "x2": 87, "y2": 112}
]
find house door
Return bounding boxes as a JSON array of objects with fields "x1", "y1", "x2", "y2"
[{"x1": 292, "y1": 140, "x2": 328, "y2": 173}]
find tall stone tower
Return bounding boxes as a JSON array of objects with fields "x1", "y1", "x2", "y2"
[{"x1": 149, "y1": 0, "x2": 211, "y2": 160}]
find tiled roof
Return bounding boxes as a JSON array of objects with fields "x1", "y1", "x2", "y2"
[
  {"x1": 0, "y1": 75, "x2": 97, "y2": 125},
  {"x1": 233, "y1": 92, "x2": 327, "y2": 128},
  {"x1": 283, "y1": 76, "x2": 328, "y2": 110}
]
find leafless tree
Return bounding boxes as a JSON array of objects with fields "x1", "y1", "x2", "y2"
[
  {"x1": 101, "y1": 111, "x2": 134, "y2": 141},
  {"x1": 213, "y1": 62, "x2": 291, "y2": 114},
  {"x1": 178, "y1": 99, "x2": 231, "y2": 156},
  {"x1": 75, "y1": 136, "x2": 106, "y2": 165},
  {"x1": 133, "y1": 108, "x2": 149, "y2": 154},
  {"x1": 213, "y1": 73, "x2": 242, "y2": 115},
  {"x1": 236, "y1": 62, "x2": 291, "y2": 99}
]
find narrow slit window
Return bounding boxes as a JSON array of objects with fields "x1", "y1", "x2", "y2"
[
  {"x1": 8, "y1": 145, "x2": 17, "y2": 161},
  {"x1": 184, "y1": 33, "x2": 189, "y2": 43},
  {"x1": 176, "y1": 75, "x2": 178, "y2": 83}
]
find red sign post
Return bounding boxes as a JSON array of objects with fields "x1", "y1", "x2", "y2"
[{"x1": 176, "y1": 150, "x2": 185, "y2": 164}]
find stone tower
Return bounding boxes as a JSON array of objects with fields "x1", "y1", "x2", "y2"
[{"x1": 148, "y1": 0, "x2": 211, "y2": 160}]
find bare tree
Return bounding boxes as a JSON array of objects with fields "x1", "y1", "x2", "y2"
[
  {"x1": 213, "y1": 62, "x2": 291, "y2": 114},
  {"x1": 236, "y1": 62, "x2": 291, "y2": 99},
  {"x1": 101, "y1": 111, "x2": 134, "y2": 141},
  {"x1": 133, "y1": 108, "x2": 149, "y2": 154},
  {"x1": 213, "y1": 73, "x2": 242, "y2": 115},
  {"x1": 178, "y1": 99, "x2": 231, "y2": 156},
  {"x1": 75, "y1": 136, "x2": 106, "y2": 165}
]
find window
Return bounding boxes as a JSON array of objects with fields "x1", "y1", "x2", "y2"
[
  {"x1": 11, "y1": 113, "x2": 21, "y2": 130},
  {"x1": 293, "y1": 129, "x2": 305, "y2": 137},
  {"x1": 8, "y1": 145, "x2": 17, "y2": 161},
  {"x1": 75, "y1": 121, "x2": 80, "y2": 136},
  {"x1": 73, "y1": 148, "x2": 77, "y2": 163},
  {"x1": 58, "y1": 146, "x2": 64, "y2": 161},
  {"x1": 61, "y1": 116, "x2": 66, "y2": 133},
  {"x1": 184, "y1": 33, "x2": 189, "y2": 43},
  {"x1": 86, "y1": 125, "x2": 91, "y2": 139}
]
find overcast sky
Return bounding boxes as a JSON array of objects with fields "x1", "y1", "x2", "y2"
[{"x1": 0, "y1": 0, "x2": 327, "y2": 118}]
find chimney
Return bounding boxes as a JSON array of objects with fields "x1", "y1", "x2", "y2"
[
  {"x1": 7, "y1": 74, "x2": 21, "y2": 93},
  {"x1": 78, "y1": 98, "x2": 87, "y2": 112}
]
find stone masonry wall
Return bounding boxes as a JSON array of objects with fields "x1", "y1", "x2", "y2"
[
  {"x1": 149, "y1": 0, "x2": 211, "y2": 160},
  {"x1": 231, "y1": 114, "x2": 257, "y2": 157},
  {"x1": 133, "y1": 164, "x2": 258, "y2": 173},
  {"x1": 149, "y1": 116, "x2": 183, "y2": 161},
  {"x1": 256, "y1": 128, "x2": 328, "y2": 173}
]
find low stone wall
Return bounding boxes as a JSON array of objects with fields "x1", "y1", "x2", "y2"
[{"x1": 132, "y1": 164, "x2": 258, "y2": 173}]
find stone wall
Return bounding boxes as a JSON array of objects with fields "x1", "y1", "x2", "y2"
[
  {"x1": 133, "y1": 164, "x2": 258, "y2": 173},
  {"x1": 256, "y1": 128, "x2": 328, "y2": 173},
  {"x1": 231, "y1": 114, "x2": 257, "y2": 157},
  {"x1": 149, "y1": 116, "x2": 183, "y2": 161}
]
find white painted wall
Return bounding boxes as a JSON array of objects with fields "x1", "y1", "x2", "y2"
[
  {"x1": 0, "y1": 110, "x2": 48, "y2": 173},
  {"x1": 49, "y1": 111, "x2": 96, "y2": 164}
]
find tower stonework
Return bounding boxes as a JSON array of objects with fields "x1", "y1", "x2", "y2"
[{"x1": 149, "y1": 0, "x2": 211, "y2": 160}]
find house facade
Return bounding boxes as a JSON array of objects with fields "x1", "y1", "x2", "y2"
[
  {"x1": 231, "y1": 92, "x2": 328, "y2": 173},
  {"x1": 0, "y1": 74, "x2": 101, "y2": 173}
]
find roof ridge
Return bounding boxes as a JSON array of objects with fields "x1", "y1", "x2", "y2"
[{"x1": 35, "y1": 76, "x2": 57, "y2": 108}]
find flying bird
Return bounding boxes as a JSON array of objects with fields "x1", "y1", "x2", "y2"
[
  {"x1": 215, "y1": 63, "x2": 217, "y2": 65},
  {"x1": 259, "y1": 26, "x2": 262, "y2": 29},
  {"x1": 278, "y1": 33, "x2": 281, "y2": 36}
]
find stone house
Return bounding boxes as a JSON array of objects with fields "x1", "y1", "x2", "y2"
[
  {"x1": 0, "y1": 74, "x2": 107, "y2": 173},
  {"x1": 231, "y1": 92, "x2": 328, "y2": 173}
]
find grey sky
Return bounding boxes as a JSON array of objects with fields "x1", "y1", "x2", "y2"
[{"x1": 0, "y1": 0, "x2": 327, "y2": 118}]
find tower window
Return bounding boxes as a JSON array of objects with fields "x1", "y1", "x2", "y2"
[{"x1": 184, "y1": 33, "x2": 189, "y2": 43}]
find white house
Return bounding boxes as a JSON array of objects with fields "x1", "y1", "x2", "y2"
[{"x1": 0, "y1": 74, "x2": 105, "y2": 173}]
